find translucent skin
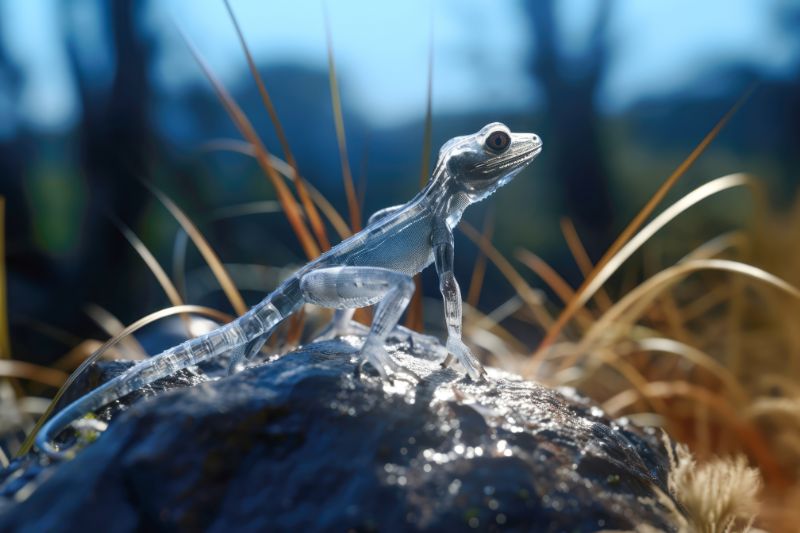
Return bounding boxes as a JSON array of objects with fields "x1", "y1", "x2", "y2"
[{"x1": 37, "y1": 122, "x2": 542, "y2": 459}]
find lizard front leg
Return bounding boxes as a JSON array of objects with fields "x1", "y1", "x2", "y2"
[
  {"x1": 433, "y1": 220, "x2": 486, "y2": 380},
  {"x1": 300, "y1": 266, "x2": 418, "y2": 380}
]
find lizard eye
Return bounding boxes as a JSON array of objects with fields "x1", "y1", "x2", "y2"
[{"x1": 485, "y1": 131, "x2": 510, "y2": 153}]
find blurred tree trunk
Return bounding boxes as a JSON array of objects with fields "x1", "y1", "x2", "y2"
[
  {"x1": 64, "y1": 0, "x2": 153, "y2": 312},
  {"x1": 524, "y1": 0, "x2": 614, "y2": 254},
  {"x1": 0, "y1": 37, "x2": 27, "y2": 241}
]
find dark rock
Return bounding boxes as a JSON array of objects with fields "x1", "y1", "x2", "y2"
[{"x1": 0, "y1": 331, "x2": 679, "y2": 532}]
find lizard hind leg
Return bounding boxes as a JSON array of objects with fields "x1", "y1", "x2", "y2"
[
  {"x1": 300, "y1": 266, "x2": 419, "y2": 381},
  {"x1": 314, "y1": 308, "x2": 359, "y2": 341}
]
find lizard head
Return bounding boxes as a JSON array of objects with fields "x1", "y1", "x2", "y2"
[{"x1": 437, "y1": 122, "x2": 542, "y2": 203}]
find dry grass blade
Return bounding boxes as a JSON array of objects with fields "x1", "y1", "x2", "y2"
[
  {"x1": 460, "y1": 221, "x2": 554, "y2": 330},
  {"x1": 114, "y1": 217, "x2": 184, "y2": 307},
  {"x1": 515, "y1": 249, "x2": 576, "y2": 308},
  {"x1": 515, "y1": 248, "x2": 597, "y2": 332},
  {"x1": 580, "y1": 336, "x2": 749, "y2": 406},
  {"x1": 559, "y1": 218, "x2": 613, "y2": 311},
  {"x1": 285, "y1": 307, "x2": 306, "y2": 346},
  {"x1": 0, "y1": 197, "x2": 23, "y2": 397},
  {"x1": 115, "y1": 218, "x2": 191, "y2": 336},
  {"x1": 466, "y1": 210, "x2": 494, "y2": 307},
  {"x1": 223, "y1": 0, "x2": 330, "y2": 251},
  {"x1": 636, "y1": 337, "x2": 749, "y2": 405},
  {"x1": 0, "y1": 197, "x2": 8, "y2": 358},
  {"x1": 406, "y1": 22, "x2": 437, "y2": 331},
  {"x1": 0, "y1": 360, "x2": 68, "y2": 388},
  {"x1": 571, "y1": 258, "x2": 800, "y2": 370},
  {"x1": 180, "y1": 31, "x2": 320, "y2": 260},
  {"x1": 554, "y1": 347, "x2": 672, "y2": 416},
  {"x1": 404, "y1": 277, "x2": 425, "y2": 331},
  {"x1": 144, "y1": 182, "x2": 247, "y2": 316},
  {"x1": 52, "y1": 339, "x2": 115, "y2": 371},
  {"x1": 84, "y1": 304, "x2": 147, "y2": 360},
  {"x1": 532, "y1": 173, "x2": 752, "y2": 371},
  {"x1": 418, "y1": 13, "x2": 434, "y2": 188},
  {"x1": 602, "y1": 379, "x2": 785, "y2": 487},
  {"x1": 15, "y1": 318, "x2": 82, "y2": 347},
  {"x1": 537, "y1": 88, "x2": 754, "y2": 354},
  {"x1": 465, "y1": 297, "x2": 529, "y2": 355},
  {"x1": 17, "y1": 304, "x2": 235, "y2": 456},
  {"x1": 578, "y1": 174, "x2": 750, "y2": 314},
  {"x1": 203, "y1": 139, "x2": 352, "y2": 240},
  {"x1": 323, "y1": 5, "x2": 361, "y2": 231},
  {"x1": 678, "y1": 230, "x2": 749, "y2": 263},
  {"x1": 357, "y1": 140, "x2": 369, "y2": 215},
  {"x1": 210, "y1": 201, "x2": 282, "y2": 220}
]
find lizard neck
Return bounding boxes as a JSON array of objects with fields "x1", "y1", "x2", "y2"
[{"x1": 417, "y1": 164, "x2": 472, "y2": 229}]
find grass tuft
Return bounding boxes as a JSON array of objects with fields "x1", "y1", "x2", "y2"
[{"x1": 662, "y1": 435, "x2": 761, "y2": 533}]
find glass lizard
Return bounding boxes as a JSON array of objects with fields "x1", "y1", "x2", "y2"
[{"x1": 37, "y1": 122, "x2": 542, "y2": 458}]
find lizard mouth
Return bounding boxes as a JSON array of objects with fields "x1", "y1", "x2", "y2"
[{"x1": 475, "y1": 142, "x2": 542, "y2": 174}]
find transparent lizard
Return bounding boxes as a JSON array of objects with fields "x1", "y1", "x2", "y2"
[{"x1": 37, "y1": 122, "x2": 542, "y2": 458}]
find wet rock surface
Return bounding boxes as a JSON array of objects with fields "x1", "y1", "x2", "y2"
[{"x1": 0, "y1": 331, "x2": 679, "y2": 532}]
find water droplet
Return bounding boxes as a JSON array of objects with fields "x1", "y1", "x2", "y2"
[
  {"x1": 448, "y1": 479, "x2": 462, "y2": 495},
  {"x1": 496, "y1": 513, "x2": 507, "y2": 525},
  {"x1": 468, "y1": 517, "x2": 479, "y2": 528}
]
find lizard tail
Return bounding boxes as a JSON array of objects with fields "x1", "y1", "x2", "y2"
[{"x1": 36, "y1": 299, "x2": 286, "y2": 459}]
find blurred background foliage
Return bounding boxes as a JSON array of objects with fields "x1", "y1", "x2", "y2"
[{"x1": 0, "y1": 0, "x2": 798, "y2": 367}]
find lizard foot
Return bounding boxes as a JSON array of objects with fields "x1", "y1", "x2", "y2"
[
  {"x1": 315, "y1": 309, "x2": 366, "y2": 342},
  {"x1": 446, "y1": 338, "x2": 487, "y2": 381},
  {"x1": 359, "y1": 340, "x2": 420, "y2": 383}
]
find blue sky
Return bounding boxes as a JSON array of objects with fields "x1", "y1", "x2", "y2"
[{"x1": 0, "y1": 0, "x2": 797, "y2": 133}]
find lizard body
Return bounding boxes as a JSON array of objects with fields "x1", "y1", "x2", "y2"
[{"x1": 37, "y1": 122, "x2": 542, "y2": 458}]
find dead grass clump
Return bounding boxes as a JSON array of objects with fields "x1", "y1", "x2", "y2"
[{"x1": 662, "y1": 436, "x2": 761, "y2": 533}]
